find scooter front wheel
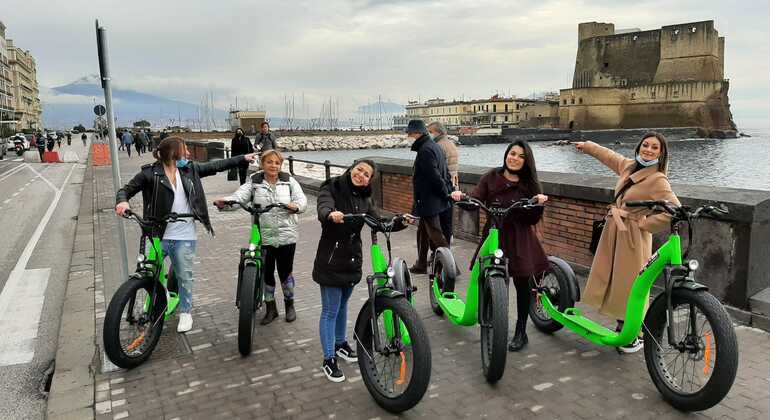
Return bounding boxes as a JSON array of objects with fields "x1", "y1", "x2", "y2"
[
  {"x1": 480, "y1": 275, "x2": 508, "y2": 383},
  {"x1": 355, "y1": 297, "x2": 431, "y2": 413},
  {"x1": 643, "y1": 289, "x2": 738, "y2": 411}
]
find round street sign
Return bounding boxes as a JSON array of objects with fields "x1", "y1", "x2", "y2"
[{"x1": 94, "y1": 105, "x2": 106, "y2": 116}]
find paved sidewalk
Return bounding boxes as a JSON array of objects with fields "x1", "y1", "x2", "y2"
[{"x1": 89, "y1": 150, "x2": 770, "y2": 420}]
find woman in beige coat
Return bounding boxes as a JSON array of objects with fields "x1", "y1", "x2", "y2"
[{"x1": 575, "y1": 132, "x2": 680, "y2": 353}]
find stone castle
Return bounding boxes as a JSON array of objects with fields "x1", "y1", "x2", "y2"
[{"x1": 559, "y1": 20, "x2": 736, "y2": 133}]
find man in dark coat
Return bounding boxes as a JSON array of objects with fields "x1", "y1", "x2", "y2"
[
  {"x1": 254, "y1": 121, "x2": 277, "y2": 156},
  {"x1": 230, "y1": 128, "x2": 254, "y2": 184},
  {"x1": 406, "y1": 120, "x2": 453, "y2": 274}
]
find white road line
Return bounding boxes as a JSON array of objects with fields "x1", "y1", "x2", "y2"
[
  {"x1": 0, "y1": 268, "x2": 50, "y2": 366},
  {"x1": 0, "y1": 163, "x2": 76, "y2": 366},
  {"x1": 0, "y1": 163, "x2": 27, "y2": 182},
  {"x1": 25, "y1": 164, "x2": 59, "y2": 193}
]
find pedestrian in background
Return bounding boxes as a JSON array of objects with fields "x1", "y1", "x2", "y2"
[
  {"x1": 254, "y1": 121, "x2": 277, "y2": 156},
  {"x1": 122, "y1": 130, "x2": 134, "y2": 157},
  {"x1": 405, "y1": 120, "x2": 453, "y2": 275},
  {"x1": 230, "y1": 128, "x2": 254, "y2": 185},
  {"x1": 81, "y1": 132, "x2": 88, "y2": 147},
  {"x1": 134, "y1": 131, "x2": 144, "y2": 156},
  {"x1": 36, "y1": 133, "x2": 46, "y2": 161},
  {"x1": 428, "y1": 121, "x2": 459, "y2": 246}
]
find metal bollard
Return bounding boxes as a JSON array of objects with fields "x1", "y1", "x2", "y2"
[
  {"x1": 324, "y1": 160, "x2": 331, "y2": 180},
  {"x1": 288, "y1": 155, "x2": 294, "y2": 175}
]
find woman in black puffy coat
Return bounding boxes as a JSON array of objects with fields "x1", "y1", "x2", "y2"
[{"x1": 313, "y1": 159, "x2": 378, "y2": 383}]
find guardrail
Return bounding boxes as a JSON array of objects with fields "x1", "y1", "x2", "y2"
[{"x1": 287, "y1": 156, "x2": 347, "y2": 180}]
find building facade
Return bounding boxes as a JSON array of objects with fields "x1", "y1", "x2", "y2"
[
  {"x1": 0, "y1": 22, "x2": 15, "y2": 135},
  {"x1": 405, "y1": 96, "x2": 558, "y2": 129},
  {"x1": 6, "y1": 38, "x2": 42, "y2": 131},
  {"x1": 559, "y1": 20, "x2": 735, "y2": 131}
]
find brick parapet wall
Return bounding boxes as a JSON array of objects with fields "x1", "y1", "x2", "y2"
[{"x1": 363, "y1": 156, "x2": 770, "y2": 310}]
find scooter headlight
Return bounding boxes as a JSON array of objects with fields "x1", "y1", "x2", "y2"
[
  {"x1": 387, "y1": 267, "x2": 395, "y2": 278},
  {"x1": 688, "y1": 260, "x2": 700, "y2": 271},
  {"x1": 137, "y1": 254, "x2": 146, "y2": 263},
  {"x1": 493, "y1": 249, "x2": 504, "y2": 259},
  {"x1": 248, "y1": 243, "x2": 257, "y2": 252}
]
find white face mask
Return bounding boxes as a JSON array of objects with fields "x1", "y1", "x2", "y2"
[{"x1": 636, "y1": 154, "x2": 659, "y2": 167}]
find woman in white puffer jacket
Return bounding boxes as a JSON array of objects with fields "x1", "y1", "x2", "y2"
[{"x1": 215, "y1": 150, "x2": 307, "y2": 324}]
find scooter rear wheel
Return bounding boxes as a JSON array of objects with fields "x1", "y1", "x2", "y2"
[{"x1": 529, "y1": 259, "x2": 575, "y2": 334}]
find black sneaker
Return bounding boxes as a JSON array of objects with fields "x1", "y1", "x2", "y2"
[
  {"x1": 322, "y1": 358, "x2": 345, "y2": 383},
  {"x1": 617, "y1": 338, "x2": 644, "y2": 354},
  {"x1": 335, "y1": 342, "x2": 358, "y2": 362}
]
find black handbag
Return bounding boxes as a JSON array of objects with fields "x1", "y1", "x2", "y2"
[
  {"x1": 590, "y1": 180, "x2": 634, "y2": 255},
  {"x1": 226, "y1": 167, "x2": 238, "y2": 181}
]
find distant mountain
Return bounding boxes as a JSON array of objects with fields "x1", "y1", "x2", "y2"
[
  {"x1": 357, "y1": 101, "x2": 405, "y2": 115},
  {"x1": 41, "y1": 74, "x2": 228, "y2": 129}
]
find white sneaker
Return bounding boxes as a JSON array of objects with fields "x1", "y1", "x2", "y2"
[
  {"x1": 177, "y1": 313, "x2": 193, "y2": 333},
  {"x1": 617, "y1": 337, "x2": 643, "y2": 354}
]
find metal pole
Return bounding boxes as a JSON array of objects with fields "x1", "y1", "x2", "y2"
[{"x1": 96, "y1": 20, "x2": 129, "y2": 281}]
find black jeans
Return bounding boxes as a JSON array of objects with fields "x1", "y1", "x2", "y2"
[
  {"x1": 415, "y1": 214, "x2": 450, "y2": 268},
  {"x1": 263, "y1": 244, "x2": 296, "y2": 302},
  {"x1": 238, "y1": 163, "x2": 249, "y2": 185}
]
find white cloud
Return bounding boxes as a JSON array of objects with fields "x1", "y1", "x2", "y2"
[{"x1": 1, "y1": 0, "x2": 767, "y2": 122}]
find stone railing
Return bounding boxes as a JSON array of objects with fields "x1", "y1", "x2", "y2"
[{"x1": 359, "y1": 157, "x2": 770, "y2": 323}]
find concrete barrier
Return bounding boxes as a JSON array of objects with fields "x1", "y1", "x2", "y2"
[{"x1": 23, "y1": 150, "x2": 41, "y2": 163}]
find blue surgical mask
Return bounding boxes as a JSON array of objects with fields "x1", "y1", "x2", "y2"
[
  {"x1": 635, "y1": 154, "x2": 659, "y2": 167},
  {"x1": 176, "y1": 159, "x2": 189, "y2": 168}
]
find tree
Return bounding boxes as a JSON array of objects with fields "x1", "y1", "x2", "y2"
[
  {"x1": 73, "y1": 124, "x2": 86, "y2": 133},
  {"x1": 133, "y1": 120, "x2": 151, "y2": 128}
]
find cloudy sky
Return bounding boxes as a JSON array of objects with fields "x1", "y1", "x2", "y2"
[{"x1": 2, "y1": 0, "x2": 768, "y2": 128}]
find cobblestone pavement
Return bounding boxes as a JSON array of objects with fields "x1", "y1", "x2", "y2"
[{"x1": 90, "y1": 151, "x2": 770, "y2": 420}]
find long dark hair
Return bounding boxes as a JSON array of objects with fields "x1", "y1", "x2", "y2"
[
  {"x1": 502, "y1": 140, "x2": 542, "y2": 195},
  {"x1": 635, "y1": 131, "x2": 669, "y2": 174}
]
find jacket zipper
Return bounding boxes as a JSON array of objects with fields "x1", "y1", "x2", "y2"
[{"x1": 327, "y1": 241, "x2": 339, "y2": 264}]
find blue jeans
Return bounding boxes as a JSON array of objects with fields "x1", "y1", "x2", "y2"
[
  {"x1": 161, "y1": 239, "x2": 197, "y2": 313},
  {"x1": 319, "y1": 285, "x2": 354, "y2": 359}
]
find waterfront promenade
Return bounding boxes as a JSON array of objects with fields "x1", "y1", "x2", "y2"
[{"x1": 47, "y1": 148, "x2": 770, "y2": 420}]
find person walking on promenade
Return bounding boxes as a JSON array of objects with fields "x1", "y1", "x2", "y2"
[
  {"x1": 36, "y1": 133, "x2": 46, "y2": 161},
  {"x1": 451, "y1": 140, "x2": 549, "y2": 351},
  {"x1": 576, "y1": 132, "x2": 680, "y2": 353},
  {"x1": 115, "y1": 137, "x2": 257, "y2": 332},
  {"x1": 254, "y1": 121, "x2": 277, "y2": 157},
  {"x1": 46, "y1": 133, "x2": 55, "y2": 152},
  {"x1": 122, "y1": 130, "x2": 134, "y2": 157},
  {"x1": 56, "y1": 135, "x2": 62, "y2": 149},
  {"x1": 312, "y1": 160, "x2": 379, "y2": 382},
  {"x1": 81, "y1": 132, "x2": 88, "y2": 147},
  {"x1": 137, "y1": 130, "x2": 149, "y2": 154},
  {"x1": 66, "y1": 132, "x2": 72, "y2": 146},
  {"x1": 230, "y1": 128, "x2": 254, "y2": 185},
  {"x1": 405, "y1": 120, "x2": 453, "y2": 275},
  {"x1": 428, "y1": 121, "x2": 459, "y2": 245},
  {"x1": 215, "y1": 150, "x2": 307, "y2": 324},
  {"x1": 134, "y1": 131, "x2": 144, "y2": 157}
]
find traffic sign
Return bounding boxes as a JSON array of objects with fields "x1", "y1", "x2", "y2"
[{"x1": 94, "y1": 105, "x2": 106, "y2": 116}]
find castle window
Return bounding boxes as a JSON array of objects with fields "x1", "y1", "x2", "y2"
[
  {"x1": 579, "y1": 98, "x2": 583, "y2": 104},
  {"x1": 570, "y1": 98, "x2": 575, "y2": 104},
  {"x1": 651, "y1": 91, "x2": 656, "y2": 99},
  {"x1": 630, "y1": 92, "x2": 636, "y2": 100},
  {"x1": 604, "y1": 62, "x2": 609, "y2": 68},
  {"x1": 563, "y1": 100, "x2": 567, "y2": 105},
  {"x1": 493, "y1": 104, "x2": 497, "y2": 112}
]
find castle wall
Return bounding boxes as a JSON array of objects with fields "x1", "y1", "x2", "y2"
[
  {"x1": 573, "y1": 29, "x2": 660, "y2": 88},
  {"x1": 559, "y1": 81, "x2": 733, "y2": 130}
]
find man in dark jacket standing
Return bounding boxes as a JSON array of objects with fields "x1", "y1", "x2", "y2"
[
  {"x1": 230, "y1": 128, "x2": 254, "y2": 184},
  {"x1": 406, "y1": 120, "x2": 453, "y2": 274},
  {"x1": 254, "y1": 121, "x2": 277, "y2": 156}
]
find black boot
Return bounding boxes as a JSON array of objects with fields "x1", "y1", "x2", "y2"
[
  {"x1": 508, "y1": 319, "x2": 529, "y2": 352},
  {"x1": 260, "y1": 300, "x2": 278, "y2": 325},
  {"x1": 284, "y1": 299, "x2": 296, "y2": 323}
]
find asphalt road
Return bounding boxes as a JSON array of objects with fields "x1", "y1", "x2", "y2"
[{"x1": 0, "y1": 136, "x2": 89, "y2": 419}]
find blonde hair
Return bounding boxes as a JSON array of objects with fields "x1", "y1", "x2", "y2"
[{"x1": 260, "y1": 149, "x2": 284, "y2": 165}]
